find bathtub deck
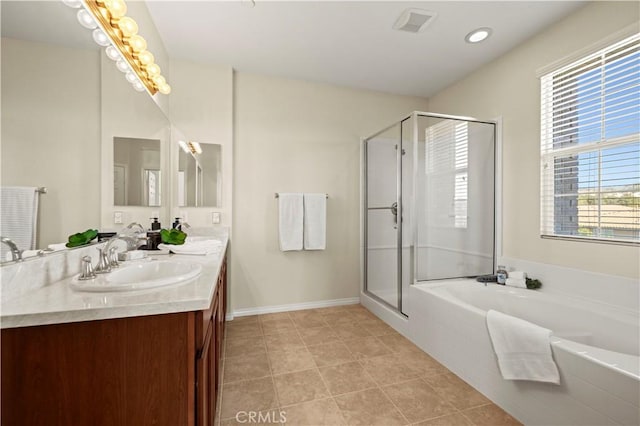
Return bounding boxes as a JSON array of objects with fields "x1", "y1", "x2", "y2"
[{"x1": 217, "y1": 304, "x2": 521, "y2": 425}]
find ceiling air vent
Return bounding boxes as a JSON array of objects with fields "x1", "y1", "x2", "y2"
[{"x1": 393, "y1": 9, "x2": 437, "y2": 33}]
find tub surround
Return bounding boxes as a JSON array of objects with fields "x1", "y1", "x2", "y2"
[
  {"x1": 0, "y1": 228, "x2": 229, "y2": 329},
  {"x1": 407, "y1": 279, "x2": 639, "y2": 426}
]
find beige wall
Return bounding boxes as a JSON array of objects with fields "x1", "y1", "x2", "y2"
[
  {"x1": 232, "y1": 72, "x2": 428, "y2": 311},
  {"x1": 427, "y1": 1, "x2": 640, "y2": 278},
  {"x1": 169, "y1": 60, "x2": 233, "y2": 227},
  {"x1": 1, "y1": 38, "x2": 101, "y2": 248}
]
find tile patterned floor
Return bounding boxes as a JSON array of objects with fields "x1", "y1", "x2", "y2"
[{"x1": 217, "y1": 304, "x2": 522, "y2": 426}]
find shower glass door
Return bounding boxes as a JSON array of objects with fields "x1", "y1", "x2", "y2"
[{"x1": 364, "y1": 122, "x2": 403, "y2": 312}]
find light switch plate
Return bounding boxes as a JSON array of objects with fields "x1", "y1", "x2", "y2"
[
  {"x1": 212, "y1": 212, "x2": 221, "y2": 224},
  {"x1": 114, "y1": 211, "x2": 123, "y2": 224}
]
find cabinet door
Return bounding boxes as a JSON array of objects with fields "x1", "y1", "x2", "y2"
[{"x1": 196, "y1": 319, "x2": 214, "y2": 426}]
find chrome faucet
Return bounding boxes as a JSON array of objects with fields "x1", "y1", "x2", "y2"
[
  {"x1": 94, "y1": 235, "x2": 142, "y2": 274},
  {"x1": 1, "y1": 237, "x2": 23, "y2": 262}
]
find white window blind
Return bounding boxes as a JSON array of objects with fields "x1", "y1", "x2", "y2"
[
  {"x1": 540, "y1": 33, "x2": 640, "y2": 244},
  {"x1": 426, "y1": 120, "x2": 469, "y2": 228}
]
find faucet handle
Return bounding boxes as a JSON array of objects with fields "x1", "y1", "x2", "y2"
[
  {"x1": 78, "y1": 256, "x2": 96, "y2": 280},
  {"x1": 94, "y1": 248, "x2": 111, "y2": 274},
  {"x1": 109, "y1": 247, "x2": 119, "y2": 268}
]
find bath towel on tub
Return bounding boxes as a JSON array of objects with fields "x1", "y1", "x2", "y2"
[{"x1": 486, "y1": 309, "x2": 560, "y2": 384}]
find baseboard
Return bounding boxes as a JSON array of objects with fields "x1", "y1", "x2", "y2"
[{"x1": 228, "y1": 297, "x2": 360, "y2": 319}]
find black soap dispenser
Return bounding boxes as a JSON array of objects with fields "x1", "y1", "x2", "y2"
[
  {"x1": 172, "y1": 217, "x2": 182, "y2": 231},
  {"x1": 150, "y1": 217, "x2": 161, "y2": 230}
]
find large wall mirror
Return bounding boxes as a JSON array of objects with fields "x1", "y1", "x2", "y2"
[
  {"x1": 0, "y1": 1, "x2": 170, "y2": 253},
  {"x1": 178, "y1": 141, "x2": 221, "y2": 207}
]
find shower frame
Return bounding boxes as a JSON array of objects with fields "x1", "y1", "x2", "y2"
[{"x1": 362, "y1": 111, "x2": 500, "y2": 316}]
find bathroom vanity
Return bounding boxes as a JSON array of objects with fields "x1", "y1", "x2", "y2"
[{"x1": 0, "y1": 235, "x2": 227, "y2": 426}]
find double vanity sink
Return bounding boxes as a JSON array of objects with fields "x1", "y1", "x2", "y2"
[{"x1": 70, "y1": 259, "x2": 203, "y2": 292}]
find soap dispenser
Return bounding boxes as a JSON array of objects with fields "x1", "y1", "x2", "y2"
[
  {"x1": 150, "y1": 217, "x2": 161, "y2": 230},
  {"x1": 172, "y1": 217, "x2": 182, "y2": 231}
]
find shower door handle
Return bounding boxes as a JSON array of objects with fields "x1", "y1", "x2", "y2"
[{"x1": 391, "y1": 202, "x2": 398, "y2": 227}]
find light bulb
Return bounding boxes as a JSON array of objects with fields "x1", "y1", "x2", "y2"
[
  {"x1": 178, "y1": 140, "x2": 189, "y2": 153},
  {"x1": 116, "y1": 59, "x2": 129, "y2": 73},
  {"x1": 465, "y1": 27, "x2": 492, "y2": 44},
  {"x1": 125, "y1": 71, "x2": 137, "y2": 84},
  {"x1": 137, "y1": 50, "x2": 154, "y2": 66},
  {"x1": 105, "y1": 45, "x2": 120, "y2": 61},
  {"x1": 159, "y1": 84, "x2": 171, "y2": 95},
  {"x1": 77, "y1": 9, "x2": 97, "y2": 29},
  {"x1": 146, "y1": 63, "x2": 161, "y2": 77},
  {"x1": 152, "y1": 75, "x2": 166, "y2": 87},
  {"x1": 103, "y1": 0, "x2": 127, "y2": 19},
  {"x1": 62, "y1": 0, "x2": 82, "y2": 8},
  {"x1": 128, "y1": 35, "x2": 147, "y2": 53},
  {"x1": 92, "y1": 29, "x2": 111, "y2": 47},
  {"x1": 117, "y1": 17, "x2": 138, "y2": 37},
  {"x1": 132, "y1": 81, "x2": 145, "y2": 92}
]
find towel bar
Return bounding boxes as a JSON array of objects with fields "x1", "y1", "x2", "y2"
[
  {"x1": 275, "y1": 193, "x2": 328, "y2": 199},
  {"x1": 36, "y1": 187, "x2": 47, "y2": 194}
]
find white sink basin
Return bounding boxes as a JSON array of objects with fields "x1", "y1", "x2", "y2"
[{"x1": 70, "y1": 260, "x2": 202, "y2": 292}]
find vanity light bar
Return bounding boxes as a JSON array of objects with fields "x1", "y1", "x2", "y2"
[{"x1": 64, "y1": 0, "x2": 171, "y2": 95}]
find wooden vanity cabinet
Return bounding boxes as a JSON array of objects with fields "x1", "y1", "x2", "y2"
[{"x1": 1, "y1": 257, "x2": 227, "y2": 426}]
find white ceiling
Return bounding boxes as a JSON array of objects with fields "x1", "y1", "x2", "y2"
[{"x1": 146, "y1": 1, "x2": 586, "y2": 97}]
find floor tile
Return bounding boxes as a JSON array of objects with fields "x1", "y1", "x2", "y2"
[
  {"x1": 414, "y1": 412, "x2": 473, "y2": 426},
  {"x1": 377, "y1": 333, "x2": 421, "y2": 354},
  {"x1": 224, "y1": 335, "x2": 266, "y2": 358},
  {"x1": 259, "y1": 312, "x2": 292, "y2": 322},
  {"x1": 261, "y1": 318, "x2": 297, "y2": 335},
  {"x1": 343, "y1": 336, "x2": 392, "y2": 360},
  {"x1": 333, "y1": 388, "x2": 407, "y2": 426},
  {"x1": 292, "y1": 315, "x2": 329, "y2": 329},
  {"x1": 229, "y1": 315, "x2": 260, "y2": 325},
  {"x1": 307, "y1": 341, "x2": 356, "y2": 367},
  {"x1": 402, "y1": 349, "x2": 448, "y2": 377},
  {"x1": 424, "y1": 373, "x2": 490, "y2": 410},
  {"x1": 321, "y1": 311, "x2": 358, "y2": 326},
  {"x1": 264, "y1": 330, "x2": 305, "y2": 352},
  {"x1": 280, "y1": 398, "x2": 345, "y2": 425},
  {"x1": 358, "y1": 353, "x2": 420, "y2": 386},
  {"x1": 273, "y1": 368, "x2": 330, "y2": 406},
  {"x1": 318, "y1": 361, "x2": 376, "y2": 396},
  {"x1": 220, "y1": 377, "x2": 278, "y2": 420},
  {"x1": 350, "y1": 309, "x2": 378, "y2": 323},
  {"x1": 226, "y1": 322, "x2": 263, "y2": 340},
  {"x1": 382, "y1": 378, "x2": 456, "y2": 423},
  {"x1": 297, "y1": 325, "x2": 340, "y2": 346},
  {"x1": 461, "y1": 404, "x2": 522, "y2": 425},
  {"x1": 332, "y1": 323, "x2": 372, "y2": 340},
  {"x1": 361, "y1": 321, "x2": 397, "y2": 337},
  {"x1": 268, "y1": 347, "x2": 316, "y2": 375},
  {"x1": 223, "y1": 350, "x2": 271, "y2": 383}
]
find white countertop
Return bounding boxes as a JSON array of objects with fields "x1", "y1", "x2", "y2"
[{"x1": 0, "y1": 231, "x2": 228, "y2": 329}]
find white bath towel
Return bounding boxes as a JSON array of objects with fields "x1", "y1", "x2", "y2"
[
  {"x1": 0, "y1": 186, "x2": 39, "y2": 251},
  {"x1": 303, "y1": 193, "x2": 326, "y2": 250},
  {"x1": 158, "y1": 240, "x2": 222, "y2": 256},
  {"x1": 505, "y1": 278, "x2": 527, "y2": 289},
  {"x1": 486, "y1": 310, "x2": 560, "y2": 384},
  {"x1": 278, "y1": 193, "x2": 304, "y2": 251}
]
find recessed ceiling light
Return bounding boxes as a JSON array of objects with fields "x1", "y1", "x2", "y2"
[{"x1": 465, "y1": 27, "x2": 492, "y2": 44}]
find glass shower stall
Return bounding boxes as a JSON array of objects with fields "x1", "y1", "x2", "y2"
[{"x1": 363, "y1": 112, "x2": 496, "y2": 316}]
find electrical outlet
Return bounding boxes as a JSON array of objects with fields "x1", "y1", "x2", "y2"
[
  {"x1": 114, "y1": 211, "x2": 123, "y2": 224},
  {"x1": 212, "y1": 212, "x2": 221, "y2": 224}
]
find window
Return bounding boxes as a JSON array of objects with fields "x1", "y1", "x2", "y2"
[
  {"x1": 540, "y1": 33, "x2": 640, "y2": 244},
  {"x1": 426, "y1": 120, "x2": 468, "y2": 228}
]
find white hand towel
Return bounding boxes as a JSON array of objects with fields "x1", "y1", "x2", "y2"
[
  {"x1": 278, "y1": 193, "x2": 304, "y2": 251},
  {"x1": 505, "y1": 278, "x2": 527, "y2": 289},
  {"x1": 509, "y1": 271, "x2": 527, "y2": 280},
  {"x1": 47, "y1": 243, "x2": 68, "y2": 251},
  {"x1": 303, "y1": 193, "x2": 326, "y2": 250},
  {"x1": 0, "y1": 186, "x2": 39, "y2": 251},
  {"x1": 486, "y1": 310, "x2": 560, "y2": 384},
  {"x1": 157, "y1": 240, "x2": 222, "y2": 255}
]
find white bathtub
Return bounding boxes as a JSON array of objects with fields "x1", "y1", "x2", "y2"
[{"x1": 407, "y1": 279, "x2": 640, "y2": 426}]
